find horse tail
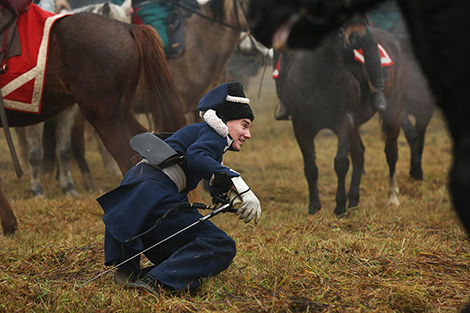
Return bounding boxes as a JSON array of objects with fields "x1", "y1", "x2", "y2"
[{"x1": 131, "y1": 25, "x2": 187, "y2": 132}]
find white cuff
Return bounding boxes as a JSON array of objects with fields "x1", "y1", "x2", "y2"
[{"x1": 231, "y1": 176, "x2": 250, "y2": 194}]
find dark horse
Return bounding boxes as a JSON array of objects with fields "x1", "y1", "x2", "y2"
[
  {"x1": 281, "y1": 26, "x2": 405, "y2": 216},
  {"x1": 0, "y1": 12, "x2": 187, "y2": 235},
  {"x1": 249, "y1": 0, "x2": 470, "y2": 311}
]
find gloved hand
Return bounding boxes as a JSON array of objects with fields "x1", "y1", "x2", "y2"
[{"x1": 231, "y1": 176, "x2": 262, "y2": 224}]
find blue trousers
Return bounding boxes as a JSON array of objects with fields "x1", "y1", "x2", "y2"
[{"x1": 104, "y1": 208, "x2": 236, "y2": 291}]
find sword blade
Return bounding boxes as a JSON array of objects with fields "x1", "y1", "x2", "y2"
[{"x1": 0, "y1": 90, "x2": 23, "y2": 178}]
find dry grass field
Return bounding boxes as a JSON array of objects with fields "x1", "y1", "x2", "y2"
[{"x1": 0, "y1": 75, "x2": 469, "y2": 312}]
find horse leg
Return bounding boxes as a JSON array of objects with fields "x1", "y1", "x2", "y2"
[
  {"x1": 91, "y1": 128, "x2": 122, "y2": 177},
  {"x1": 15, "y1": 127, "x2": 29, "y2": 169},
  {"x1": 23, "y1": 123, "x2": 45, "y2": 197},
  {"x1": 53, "y1": 105, "x2": 80, "y2": 197},
  {"x1": 87, "y1": 96, "x2": 150, "y2": 174},
  {"x1": 382, "y1": 115, "x2": 401, "y2": 206},
  {"x1": 292, "y1": 123, "x2": 321, "y2": 214},
  {"x1": 333, "y1": 118, "x2": 353, "y2": 216},
  {"x1": 71, "y1": 112, "x2": 99, "y2": 191},
  {"x1": 96, "y1": 127, "x2": 134, "y2": 174},
  {"x1": 402, "y1": 112, "x2": 423, "y2": 180},
  {"x1": 347, "y1": 128, "x2": 365, "y2": 209},
  {"x1": 414, "y1": 117, "x2": 430, "y2": 179},
  {"x1": 0, "y1": 177, "x2": 17, "y2": 235}
]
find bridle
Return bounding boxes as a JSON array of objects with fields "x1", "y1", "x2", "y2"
[{"x1": 169, "y1": 0, "x2": 250, "y2": 32}]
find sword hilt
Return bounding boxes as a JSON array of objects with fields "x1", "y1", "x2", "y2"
[{"x1": 190, "y1": 202, "x2": 238, "y2": 213}]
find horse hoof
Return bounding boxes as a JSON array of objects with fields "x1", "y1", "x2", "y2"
[
  {"x1": 308, "y1": 206, "x2": 321, "y2": 215},
  {"x1": 65, "y1": 189, "x2": 80, "y2": 198},
  {"x1": 2, "y1": 220, "x2": 18, "y2": 236},
  {"x1": 387, "y1": 196, "x2": 400, "y2": 206},
  {"x1": 409, "y1": 168, "x2": 423, "y2": 180},
  {"x1": 31, "y1": 187, "x2": 44, "y2": 198},
  {"x1": 333, "y1": 206, "x2": 347, "y2": 217}
]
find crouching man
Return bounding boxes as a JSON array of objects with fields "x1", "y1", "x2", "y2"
[{"x1": 97, "y1": 82, "x2": 262, "y2": 295}]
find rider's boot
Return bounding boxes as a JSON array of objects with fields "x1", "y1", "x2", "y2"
[
  {"x1": 362, "y1": 28, "x2": 387, "y2": 112},
  {"x1": 274, "y1": 100, "x2": 290, "y2": 120}
]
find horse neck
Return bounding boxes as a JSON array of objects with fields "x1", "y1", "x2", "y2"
[
  {"x1": 190, "y1": 0, "x2": 249, "y2": 50},
  {"x1": 314, "y1": 35, "x2": 346, "y2": 75},
  {"x1": 294, "y1": 35, "x2": 349, "y2": 88}
]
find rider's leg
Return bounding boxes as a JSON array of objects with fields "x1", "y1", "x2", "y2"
[
  {"x1": 132, "y1": 3, "x2": 174, "y2": 56},
  {"x1": 362, "y1": 27, "x2": 387, "y2": 111},
  {"x1": 273, "y1": 51, "x2": 290, "y2": 120}
]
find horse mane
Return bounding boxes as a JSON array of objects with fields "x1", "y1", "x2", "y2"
[{"x1": 207, "y1": 0, "x2": 225, "y2": 22}]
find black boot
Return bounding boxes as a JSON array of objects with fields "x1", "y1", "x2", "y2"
[
  {"x1": 125, "y1": 274, "x2": 160, "y2": 297},
  {"x1": 274, "y1": 101, "x2": 290, "y2": 120},
  {"x1": 114, "y1": 268, "x2": 139, "y2": 285},
  {"x1": 273, "y1": 51, "x2": 290, "y2": 120}
]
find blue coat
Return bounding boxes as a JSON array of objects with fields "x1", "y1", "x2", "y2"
[{"x1": 97, "y1": 122, "x2": 239, "y2": 250}]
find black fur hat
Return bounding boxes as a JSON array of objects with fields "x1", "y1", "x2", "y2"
[{"x1": 198, "y1": 82, "x2": 254, "y2": 122}]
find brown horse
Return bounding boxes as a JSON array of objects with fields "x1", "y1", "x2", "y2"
[
  {"x1": 14, "y1": 1, "x2": 131, "y2": 198},
  {"x1": 0, "y1": 12, "x2": 187, "y2": 235},
  {"x1": 280, "y1": 25, "x2": 406, "y2": 216}
]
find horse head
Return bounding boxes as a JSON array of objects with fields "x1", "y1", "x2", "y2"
[
  {"x1": 341, "y1": 19, "x2": 368, "y2": 50},
  {"x1": 120, "y1": 0, "x2": 133, "y2": 23},
  {"x1": 206, "y1": 0, "x2": 251, "y2": 32}
]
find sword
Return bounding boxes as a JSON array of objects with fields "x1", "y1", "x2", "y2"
[
  {"x1": 0, "y1": 89, "x2": 23, "y2": 178},
  {"x1": 79, "y1": 202, "x2": 236, "y2": 287}
]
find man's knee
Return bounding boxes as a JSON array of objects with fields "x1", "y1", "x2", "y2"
[{"x1": 206, "y1": 234, "x2": 237, "y2": 264}]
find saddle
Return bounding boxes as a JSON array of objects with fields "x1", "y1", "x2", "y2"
[{"x1": 0, "y1": 3, "x2": 67, "y2": 113}]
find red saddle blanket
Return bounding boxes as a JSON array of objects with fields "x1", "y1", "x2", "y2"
[{"x1": 0, "y1": 3, "x2": 67, "y2": 114}]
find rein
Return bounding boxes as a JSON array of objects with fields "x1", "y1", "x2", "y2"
[{"x1": 156, "y1": 0, "x2": 249, "y2": 32}]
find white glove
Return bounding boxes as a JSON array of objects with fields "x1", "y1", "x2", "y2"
[{"x1": 231, "y1": 176, "x2": 262, "y2": 224}]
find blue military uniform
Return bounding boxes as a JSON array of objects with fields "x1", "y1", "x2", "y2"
[
  {"x1": 97, "y1": 82, "x2": 257, "y2": 293},
  {"x1": 98, "y1": 122, "x2": 239, "y2": 291}
]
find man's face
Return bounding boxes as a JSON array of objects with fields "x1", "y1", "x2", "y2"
[{"x1": 226, "y1": 118, "x2": 252, "y2": 151}]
